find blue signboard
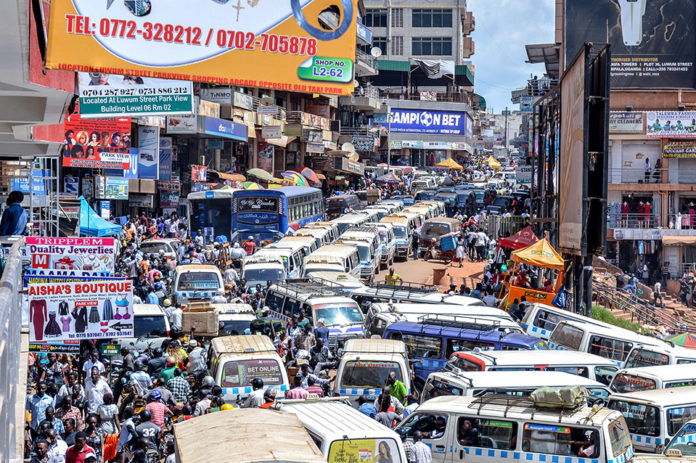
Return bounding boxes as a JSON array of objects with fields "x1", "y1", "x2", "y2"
[
  {"x1": 357, "y1": 23, "x2": 372, "y2": 44},
  {"x1": 388, "y1": 109, "x2": 467, "y2": 135},
  {"x1": 203, "y1": 116, "x2": 247, "y2": 141},
  {"x1": 11, "y1": 169, "x2": 49, "y2": 195}
]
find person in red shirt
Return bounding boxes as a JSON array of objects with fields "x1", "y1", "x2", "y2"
[
  {"x1": 243, "y1": 236, "x2": 256, "y2": 255},
  {"x1": 65, "y1": 432, "x2": 95, "y2": 463},
  {"x1": 145, "y1": 390, "x2": 172, "y2": 427},
  {"x1": 258, "y1": 389, "x2": 277, "y2": 409},
  {"x1": 305, "y1": 376, "x2": 324, "y2": 397}
]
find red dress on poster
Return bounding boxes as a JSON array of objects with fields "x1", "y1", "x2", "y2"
[
  {"x1": 644, "y1": 203, "x2": 652, "y2": 225},
  {"x1": 30, "y1": 300, "x2": 47, "y2": 341}
]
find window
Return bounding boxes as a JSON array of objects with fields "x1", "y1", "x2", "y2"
[
  {"x1": 446, "y1": 339, "x2": 494, "y2": 357},
  {"x1": 589, "y1": 335, "x2": 633, "y2": 363},
  {"x1": 281, "y1": 297, "x2": 301, "y2": 318},
  {"x1": 391, "y1": 36, "x2": 403, "y2": 56},
  {"x1": 360, "y1": 36, "x2": 387, "y2": 55},
  {"x1": 522, "y1": 424, "x2": 598, "y2": 457},
  {"x1": 669, "y1": 406, "x2": 696, "y2": 435},
  {"x1": 533, "y1": 309, "x2": 567, "y2": 333},
  {"x1": 391, "y1": 7, "x2": 403, "y2": 27},
  {"x1": 549, "y1": 324, "x2": 584, "y2": 350},
  {"x1": 611, "y1": 373, "x2": 656, "y2": 393},
  {"x1": 364, "y1": 8, "x2": 387, "y2": 27},
  {"x1": 609, "y1": 418, "x2": 632, "y2": 457},
  {"x1": 594, "y1": 365, "x2": 618, "y2": 385},
  {"x1": 412, "y1": 37, "x2": 452, "y2": 56},
  {"x1": 412, "y1": 8, "x2": 453, "y2": 28},
  {"x1": 624, "y1": 348, "x2": 670, "y2": 368},
  {"x1": 458, "y1": 417, "x2": 518, "y2": 450},
  {"x1": 608, "y1": 400, "x2": 660, "y2": 436},
  {"x1": 398, "y1": 413, "x2": 448, "y2": 440},
  {"x1": 396, "y1": 334, "x2": 442, "y2": 359},
  {"x1": 265, "y1": 292, "x2": 285, "y2": 312},
  {"x1": 422, "y1": 378, "x2": 463, "y2": 401}
]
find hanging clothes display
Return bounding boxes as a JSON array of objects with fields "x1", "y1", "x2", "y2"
[{"x1": 44, "y1": 313, "x2": 62, "y2": 336}]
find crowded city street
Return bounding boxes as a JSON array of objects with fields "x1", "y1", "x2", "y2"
[{"x1": 4, "y1": 1, "x2": 696, "y2": 463}]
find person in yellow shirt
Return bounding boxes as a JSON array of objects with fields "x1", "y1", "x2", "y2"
[{"x1": 385, "y1": 267, "x2": 402, "y2": 285}]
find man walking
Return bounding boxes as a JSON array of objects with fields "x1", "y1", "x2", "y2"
[
  {"x1": 410, "y1": 431, "x2": 432, "y2": 463},
  {"x1": 654, "y1": 280, "x2": 665, "y2": 308}
]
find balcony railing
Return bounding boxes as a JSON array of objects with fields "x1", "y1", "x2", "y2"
[
  {"x1": 609, "y1": 168, "x2": 667, "y2": 184},
  {"x1": 356, "y1": 49, "x2": 377, "y2": 70},
  {"x1": 667, "y1": 213, "x2": 696, "y2": 229},
  {"x1": 607, "y1": 212, "x2": 660, "y2": 229}
]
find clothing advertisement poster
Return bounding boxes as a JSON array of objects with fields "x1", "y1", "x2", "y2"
[
  {"x1": 28, "y1": 280, "x2": 134, "y2": 342},
  {"x1": 25, "y1": 237, "x2": 117, "y2": 274}
]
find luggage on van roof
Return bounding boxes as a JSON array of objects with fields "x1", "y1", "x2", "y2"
[{"x1": 209, "y1": 334, "x2": 276, "y2": 355}]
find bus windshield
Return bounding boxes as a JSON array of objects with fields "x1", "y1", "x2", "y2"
[
  {"x1": 340, "y1": 361, "x2": 403, "y2": 388},
  {"x1": 315, "y1": 303, "x2": 364, "y2": 326},
  {"x1": 666, "y1": 422, "x2": 696, "y2": 456}
]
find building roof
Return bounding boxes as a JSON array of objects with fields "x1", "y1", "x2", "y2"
[{"x1": 525, "y1": 43, "x2": 560, "y2": 79}]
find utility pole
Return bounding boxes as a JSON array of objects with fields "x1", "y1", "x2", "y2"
[{"x1": 504, "y1": 106, "x2": 509, "y2": 152}]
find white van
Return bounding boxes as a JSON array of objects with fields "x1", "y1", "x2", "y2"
[
  {"x1": 213, "y1": 302, "x2": 256, "y2": 336},
  {"x1": 253, "y1": 245, "x2": 304, "y2": 280},
  {"x1": 276, "y1": 398, "x2": 408, "y2": 462},
  {"x1": 608, "y1": 387, "x2": 696, "y2": 453},
  {"x1": 373, "y1": 223, "x2": 396, "y2": 268},
  {"x1": 355, "y1": 209, "x2": 381, "y2": 224},
  {"x1": 352, "y1": 286, "x2": 486, "y2": 309},
  {"x1": 444, "y1": 350, "x2": 619, "y2": 385},
  {"x1": 396, "y1": 394, "x2": 633, "y2": 463},
  {"x1": 380, "y1": 215, "x2": 413, "y2": 259},
  {"x1": 206, "y1": 335, "x2": 289, "y2": 403},
  {"x1": 335, "y1": 339, "x2": 410, "y2": 406},
  {"x1": 520, "y1": 303, "x2": 615, "y2": 340},
  {"x1": 303, "y1": 244, "x2": 361, "y2": 279},
  {"x1": 173, "y1": 264, "x2": 225, "y2": 305},
  {"x1": 330, "y1": 213, "x2": 370, "y2": 234},
  {"x1": 421, "y1": 370, "x2": 612, "y2": 402},
  {"x1": 274, "y1": 235, "x2": 319, "y2": 257},
  {"x1": 116, "y1": 303, "x2": 171, "y2": 353},
  {"x1": 302, "y1": 221, "x2": 341, "y2": 243},
  {"x1": 548, "y1": 320, "x2": 665, "y2": 367},
  {"x1": 139, "y1": 238, "x2": 180, "y2": 261},
  {"x1": 295, "y1": 227, "x2": 332, "y2": 248},
  {"x1": 241, "y1": 253, "x2": 286, "y2": 289},
  {"x1": 610, "y1": 364, "x2": 696, "y2": 393},
  {"x1": 624, "y1": 344, "x2": 696, "y2": 368},
  {"x1": 337, "y1": 229, "x2": 382, "y2": 284},
  {"x1": 364, "y1": 302, "x2": 520, "y2": 338}
]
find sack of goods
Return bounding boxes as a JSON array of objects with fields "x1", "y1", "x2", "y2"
[{"x1": 530, "y1": 386, "x2": 587, "y2": 409}]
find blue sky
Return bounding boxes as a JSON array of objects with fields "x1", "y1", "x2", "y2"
[{"x1": 467, "y1": 0, "x2": 555, "y2": 113}]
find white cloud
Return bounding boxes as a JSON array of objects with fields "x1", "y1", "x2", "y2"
[{"x1": 467, "y1": 0, "x2": 555, "y2": 112}]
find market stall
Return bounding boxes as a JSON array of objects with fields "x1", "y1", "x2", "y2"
[{"x1": 502, "y1": 238, "x2": 565, "y2": 308}]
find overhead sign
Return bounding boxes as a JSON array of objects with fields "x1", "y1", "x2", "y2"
[
  {"x1": 129, "y1": 194, "x2": 154, "y2": 208},
  {"x1": 565, "y1": 0, "x2": 696, "y2": 88},
  {"x1": 202, "y1": 117, "x2": 248, "y2": 141},
  {"x1": 388, "y1": 109, "x2": 467, "y2": 135},
  {"x1": 166, "y1": 115, "x2": 197, "y2": 134},
  {"x1": 28, "y1": 280, "x2": 134, "y2": 342},
  {"x1": 95, "y1": 176, "x2": 129, "y2": 200},
  {"x1": 664, "y1": 141, "x2": 696, "y2": 158},
  {"x1": 200, "y1": 88, "x2": 232, "y2": 105},
  {"x1": 515, "y1": 166, "x2": 533, "y2": 185},
  {"x1": 78, "y1": 72, "x2": 193, "y2": 118},
  {"x1": 45, "y1": 0, "x2": 359, "y2": 96},
  {"x1": 646, "y1": 112, "x2": 696, "y2": 138},
  {"x1": 26, "y1": 237, "x2": 117, "y2": 273},
  {"x1": 609, "y1": 112, "x2": 644, "y2": 134},
  {"x1": 61, "y1": 110, "x2": 132, "y2": 169}
]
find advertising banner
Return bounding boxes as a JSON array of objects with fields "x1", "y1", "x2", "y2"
[
  {"x1": 327, "y1": 438, "x2": 400, "y2": 463},
  {"x1": 191, "y1": 165, "x2": 208, "y2": 182},
  {"x1": 388, "y1": 109, "x2": 467, "y2": 135},
  {"x1": 64, "y1": 176, "x2": 79, "y2": 195},
  {"x1": 24, "y1": 268, "x2": 115, "y2": 279},
  {"x1": 160, "y1": 190, "x2": 180, "y2": 208},
  {"x1": 202, "y1": 116, "x2": 248, "y2": 141},
  {"x1": 565, "y1": 0, "x2": 696, "y2": 88},
  {"x1": 95, "y1": 176, "x2": 129, "y2": 200},
  {"x1": 11, "y1": 170, "x2": 48, "y2": 196},
  {"x1": 159, "y1": 137, "x2": 173, "y2": 181},
  {"x1": 664, "y1": 141, "x2": 696, "y2": 158},
  {"x1": 233, "y1": 91, "x2": 254, "y2": 110},
  {"x1": 46, "y1": 0, "x2": 359, "y2": 96},
  {"x1": 62, "y1": 111, "x2": 132, "y2": 169},
  {"x1": 646, "y1": 112, "x2": 696, "y2": 138},
  {"x1": 29, "y1": 342, "x2": 80, "y2": 355},
  {"x1": 262, "y1": 126, "x2": 282, "y2": 139},
  {"x1": 26, "y1": 237, "x2": 117, "y2": 273},
  {"x1": 138, "y1": 125, "x2": 160, "y2": 179},
  {"x1": 28, "y1": 280, "x2": 134, "y2": 342},
  {"x1": 78, "y1": 72, "x2": 193, "y2": 118},
  {"x1": 559, "y1": 49, "x2": 586, "y2": 255},
  {"x1": 200, "y1": 87, "x2": 232, "y2": 105},
  {"x1": 258, "y1": 142, "x2": 274, "y2": 173},
  {"x1": 129, "y1": 194, "x2": 154, "y2": 208},
  {"x1": 515, "y1": 166, "x2": 533, "y2": 185},
  {"x1": 23, "y1": 274, "x2": 119, "y2": 290},
  {"x1": 610, "y1": 112, "x2": 644, "y2": 134},
  {"x1": 351, "y1": 136, "x2": 376, "y2": 152},
  {"x1": 124, "y1": 149, "x2": 139, "y2": 179},
  {"x1": 166, "y1": 115, "x2": 197, "y2": 134}
]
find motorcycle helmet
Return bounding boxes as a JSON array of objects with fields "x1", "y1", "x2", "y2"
[
  {"x1": 263, "y1": 388, "x2": 276, "y2": 401},
  {"x1": 139, "y1": 409, "x2": 152, "y2": 422},
  {"x1": 202, "y1": 376, "x2": 215, "y2": 388},
  {"x1": 150, "y1": 390, "x2": 162, "y2": 402},
  {"x1": 251, "y1": 378, "x2": 264, "y2": 390},
  {"x1": 220, "y1": 404, "x2": 234, "y2": 411}
]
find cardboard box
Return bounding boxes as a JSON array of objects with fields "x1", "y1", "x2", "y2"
[
  {"x1": 182, "y1": 312, "x2": 219, "y2": 336},
  {"x1": 186, "y1": 301, "x2": 214, "y2": 313}
]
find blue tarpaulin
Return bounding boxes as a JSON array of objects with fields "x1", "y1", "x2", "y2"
[{"x1": 79, "y1": 198, "x2": 120, "y2": 237}]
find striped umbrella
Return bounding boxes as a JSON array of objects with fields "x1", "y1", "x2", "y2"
[
  {"x1": 243, "y1": 182, "x2": 263, "y2": 190},
  {"x1": 299, "y1": 167, "x2": 320, "y2": 185}
]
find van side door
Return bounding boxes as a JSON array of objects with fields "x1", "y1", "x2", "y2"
[
  {"x1": 397, "y1": 412, "x2": 454, "y2": 462},
  {"x1": 452, "y1": 415, "x2": 520, "y2": 463}
]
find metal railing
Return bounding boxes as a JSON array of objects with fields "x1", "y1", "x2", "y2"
[
  {"x1": 353, "y1": 86, "x2": 380, "y2": 99},
  {"x1": 480, "y1": 215, "x2": 528, "y2": 240},
  {"x1": 339, "y1": 125, "x2": 380, "y2": 136},
  {"x1": 593, "y1": 280, "x2": 692, "y2": 332},
  {"x1": 356, "y1": 49, "x2": 377, "y2": 70},
  {"x1": 607, "y1": 212, "x2": 660, "y2": 229},
  {"x1": 666, "y1": 213, "x2": 696, "y2": 230},
  {"x1": 0, "y1": 240, "x2": 27, "y2": 462},
  {"x1": 608, "y1": 168, "x2": 667, "y2": 184}
]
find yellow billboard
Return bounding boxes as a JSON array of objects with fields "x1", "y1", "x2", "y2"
[{"x1": 46, "y1": 0, "x2": 358, "y2": 96}]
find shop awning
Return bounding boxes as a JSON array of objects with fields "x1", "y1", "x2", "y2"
[
  {"x1": 663, "y1": 236, "x2": 696, "y2": 246},
  {"x1": 436, "y1": 158, "x2": 463, "y2": 170},
  {"x1": 266, "y1": 136, "x2": 296, "y2": 148},
  {"x1": 511, "y1": 238, "x2": 564, "y2": 270},
  {"x1": 79, "y1": 198, "x2": 120, "y2": 237},
  {"x1": 499, "y1": 226, "x2": 539, "y2": 250}
]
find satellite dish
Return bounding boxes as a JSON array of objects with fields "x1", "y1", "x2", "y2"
[
  {"x1": 341, "y1": 142, "x2": 356, "y2": 152},
  {"x1": 370, "y1": 47, "x2": 382, "y2": 58}
]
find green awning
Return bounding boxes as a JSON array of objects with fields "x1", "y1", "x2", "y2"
[
  {"x1": 455, "y1": 65, "x2": 474, "y2": 86},
  {"x1": 377, "y1": 59, "x2": 411, "y2": 72}
]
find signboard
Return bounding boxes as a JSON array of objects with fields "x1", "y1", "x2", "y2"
[
  {"x1": 305, "y1": 104, "x2": 331, "y2": 119},
  {"x1": 124, "y1": 149, "x2": 139, "y2": 179},
  {"x1": 24, "y1": 268, "x2": 114, "y2": 279},
  {"x1": 609, "y1": 112, "x2": 644, "y2": 134},
  {"x1": 159, "y1": 137, "x2": 173, "y2": 181},
  {"x1": 257, "y1": 105, "x2": 279, "y2": 115},
  {"x1": 262, "y1": 125, "x2": 282, "y2": 139},
  {"x1": 520, "y1": 96, "x2": 539, "y2": 113},
  {"x1": 166, "y1": 115, "x2": 197, "y2": 134},
  {"x1": 559, "y1": 48, "x2": 586, "y2": 255},
  {"x1": 158, "y1": 181, "x2": 180, "y2": 191},
  {"x1": 100, "y1": 343, "x2": 121, "y2": 356},
  {"x1": 191, "y1": 165, "x2": 208, "y2": 182},
  {"x1": 26, "y1": 237, "x2": 117, "y2": 273},
  {"x1": 334, "y1": 156, "x2": 364, "y2": 175},
  {"x1": 664, "y1": 141, "x2": 696, "y2": 158},
  {"x1": 202, "y1": 116, "x2": 248, "y2": 141},
  {"x1": 565, "y1": 0, "x2": 696, "y2": 88},
  {"x1": 129, "y1": 194, "x2": 154, "y2": 208},
  {"x1": 351, "y1": 136, "x2": 375, "y2": 152},
  {"x1": 646, "y1": 112, "x2": 696, "y2": 138},
  {"x1": 258, "y1": 142, "x2": 274, "y2": 173},
  {"x1": 78, "y1": 72, "x2": 193, "y2": 118},
  {"x1": 62, "y1": 110, "x2": 132, "y2": 169},
  {"x1": 95, "y1": 176, "x2": 129, "y2": 200},
  {"x1": 64, "y1": 176, "x2": 79, "y2": 195},
  {"x1": 387, "y1": 109, "x2": 467, "y2": 135},
  {"x1": 515, "y1": 166, "x2": 533, "y2": 185},
  {"x1": 160, "y1": 190, "x2": 180, "y2": 208},
  {"x1": 45, "y1": 0, "x2": 359, "y2": 96},
  {"x1": 327, "y1": 438, "x2": 400, "y2": 463},
  {"x1": 201, "y1": 88, "x2": 233, "y2": 105},
  {"x1": 356, "y1": 22, "x2": 372, "y2": 44},
  {"x1": 28, "y1": 280, "x2": 134, "y2": 342},
  {"x1": 138, "y1": 125, "x2": 160, "y2": 179},
  {"x1": 11, "y1": 170, "x2": 48, "y2": 196},
  {"x1": 233, "y1": 91, "x2": 254, "y2": 110}
]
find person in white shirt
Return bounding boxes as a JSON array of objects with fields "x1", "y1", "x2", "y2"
[
  {"x1": 224, "y1": 267, "x2": 239, "y2": 284},
  {"x1": 85, "y1": 367, "x2": 112, "y2": 414},
  {"x1": 46, "y1": 429, "x2": 67, "y2": 463},
  {"x1": 82, "y1": 351, "x2": 105, "y2": 376},
  {"x1": 410, "y1": 431, "x2": 432, "y2": 463}
]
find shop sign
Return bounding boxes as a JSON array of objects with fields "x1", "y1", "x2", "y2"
[
  {"x1": 285, "y1": 124, "x2": 303, "y2": 137},
  {"x1": 200, "y1": 88, "x2": 233, "y2": 105},
  {"x1": 664, "y1": 141, "x2": 696, "y2": 158},
  {"x1": 302, "y1": 113, "x2": 313, "y2": 126},
  {"x1": 11, "y1": 170, "x2": 49, "y2": 196},
  {"x1": 28, "y1": 280, "x2": 134, "y2": 342},
  {"x1": 191, "y1": 165, "x2": 208, "y2": 182},
  {"x1": 323, "y1": 141, "x2": 337, "y2": 150},
  {"x1": 262, "y1": 126, "x2": 282, "y2": 139},
  {"x1": 166, "y1": 115, "x2": 197, "y2": 134},
  {"x1": 647, "y1": 112, "x2": 696, "y2": 138},
  {"x1": 29, "y1": 342, "x2": 80, "y2": 354},
  {"x1": 388, "y1": 108, "x2": 467, "y2": 135},
  {"x1": 302, "y1": 129, "x2": 323, "y2": 144},
  {"x1": 198, "y1": 99, "x2": 221, "y2": 118},
  {"x1": 202, "y1": 116, "x2": 248, "y2": 141},
  {"x1": 305, "y1": 104, "x2": 331, "y2": 119},
  {"x1": 159, "y1": 137, "x2": 173, "y2": 181},
  {"x1": 356, "y1": 22, "x2": 372, "y2": 44},
  {"x1": 258, "y1": 142, "x2": 274, "y2": 173},
  {"x1": 129, "y1": 194, "x2": 154, "y2": 208},
  {"x1": 160, "y1": 190, "x2": 180, "y2": 208},
  {"x1": 99, "y1": 201, "x2": 111, "y2": 219},
  {"x1": 78, "y1": 73, "x2": 193, "y2": 118},
  {"x1": 307, "y1": 143, "x2": 325, "y2": 153},
  {"x1": 334, "y1": 156, "x2": 364, "y2": 175},
  {"x1": 233, "y1": 91, "x2": 254, "y2": 110},
  {"x1": 516, "y1": 166, "x2": 533, "y2": 184},
  {"x1": 137, "y1": 125, "x2": 160, "y2": 180},
  {"x1": 257, "y1": 105, "x2": 279, "y2": 115},
  {"x1": 389, "y1": 140, "x2": 402, "y2": 149},
  {"x1": 351, "y1": 136, "x2": 375, "y2": 152},
  {"x1": 26, "y1": 237, "x2": 117, "y2": 273},
  {"x1": 100, "y1": 343, "x2": 121, "y2": 356},
  {"x1": 610, "y1": 112, "x2": 644, "y2": 134},
  {"x1": 158, "y1": 181, "x2": 180, "y2": 191},
  {"x1": 46, "y1": 1, "x2": 359, "y2": 96},
  {"x1": 95, "y1": 176, "x2": 129, "y2": 200},
  {"x1": 61, "y1": 108, "x2": 132, "y2": 169}
]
